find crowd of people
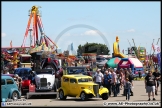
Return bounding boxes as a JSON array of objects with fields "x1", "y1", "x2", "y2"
[{"x1": 93, "y1": 67, "x2": 161, "y2": 101}]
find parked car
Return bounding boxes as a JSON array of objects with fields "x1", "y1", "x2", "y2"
[
  {"x1": 58, "y1": 75, "x2": 109, "y2": 101},
  {"x1": 1, "y1": 76, "x2": 21, "y2": 102},
  {"x1": 66, "y1": 67, "x2": 93, "y2": 77},
  {"x1": 2, "y1": 74, "x2": 14, "y2": 78},
  {"x1": 34, "y1": 69, "x2": 57, "y2": 91},
  {"x1": 96, "y1": 57, "x2": 107, "y2": 68},
  {"x1": 14, "y1": 67, "x2": 32, "y2": 94}
]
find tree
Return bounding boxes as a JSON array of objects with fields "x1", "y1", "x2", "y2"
[{"x1": 77, "y1": 42, "x2": 110, "y2": 55}]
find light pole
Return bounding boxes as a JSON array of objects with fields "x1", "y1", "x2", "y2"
[{"x1": 29, "y1": 29, "x2": 32, "y2": 47}]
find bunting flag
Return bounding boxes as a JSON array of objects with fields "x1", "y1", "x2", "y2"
[
  {"x1": 157, "y1": 52, "x2": 161, "y2": 67},
  {"x1": 10, "y1": 40, "x2": 12, "y2": 48}
]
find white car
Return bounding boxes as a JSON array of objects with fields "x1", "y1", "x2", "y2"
[
  {"x1": 96, "y1": 57, "x2": 107, "y2": 67},
  {"x1": 34, "y1": 69, "x2": 57, "y2": 91}
]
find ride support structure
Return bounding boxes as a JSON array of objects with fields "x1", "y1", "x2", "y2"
[{"x1": 22, "y1": 6, "x2": 58, "y2": 50}]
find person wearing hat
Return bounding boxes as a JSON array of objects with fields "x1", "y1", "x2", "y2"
[
  {"x1": 94, "y1": 68, "x2": 104, "y2": 87},
  {"x1": 124, "y1": 78, "x2": 132, "y2": 101},
  {"x1": 145, "y1": 71, "x2": 156, "y2": 101},
  {"x1": 153, "y1": 68, "x2": 161, "y2": 95}
]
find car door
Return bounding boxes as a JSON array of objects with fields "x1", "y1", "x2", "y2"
[
  {"x1": 69, "y1": 78, "x2": 78, "y2": 96},
  {"x1": 1, "y1": 79, "x2": 7, "y2": 99},
  {"x1": 6, "y1": 79, "x2": 15, "y2": 96}
]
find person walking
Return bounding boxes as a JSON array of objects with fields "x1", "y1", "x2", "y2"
[
  {"x1": 120, "y1": 69, "x2": 125, "y2": 90},
  {"x1": 124, "y1": 78, "x2": 132, "y2": 101},
  {"x1": 14, "y1": 74, "x2": 22, "y2": 91},
  {"x1": 103, "y1": 71, "x2": 112, "y2": 97},
  {"x1": 116, "y1": 70, "x2": 121, "y2": 95},
  {"x1": 128, "y1": 69, "x2": 134, "y2": 96},
  {"x1": 145, "y1": 71, "x2": 156, "y2": 101},
  {"x1": 111, "y1": 68, "x2": 117, "y2": 97},
  {"x1": 94, "y1": 69, "x2": 104, "y2": 87},
  {"x1": 153, "y1": 68, "x2": 161, "y2": 95}
]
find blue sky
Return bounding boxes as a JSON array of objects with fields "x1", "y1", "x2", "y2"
[{"x1": 2, "y1": 2, "x2": 160, "y2": 54}]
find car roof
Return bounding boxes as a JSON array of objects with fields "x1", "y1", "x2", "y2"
[
  {"x1": 63, "y1": 75, "x2": 92, "y2": 79},
  {"x1": 67, "y1": 67, "x2": 86, "y2": 69},
  {"x1": 1, "y1": 76, "x2": 13, "y2": 79},
  {"x1": 15, "y1": 67, "x2": 32, "y2": 70}
]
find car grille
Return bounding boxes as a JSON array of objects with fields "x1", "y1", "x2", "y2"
[
  {"x1": 40, "y1": 78, "x2": 47, "y2": 87},
  {"x1": 93, "y1": 85, "x2": 99, "y2": 95}
]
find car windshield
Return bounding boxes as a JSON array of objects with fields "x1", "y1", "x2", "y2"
[
  {"x1": 96, "y1": 58, "x2": 105, "y2": 61},
  {"x1": 68, "y1": 69, "x2": 85, "y2": 74},
  {"x1": 35, "y1": 71, "x2": 53, "y2": 75},
  {"x1": 78, "y1": 78, "x2": 93, "y2": 83}
]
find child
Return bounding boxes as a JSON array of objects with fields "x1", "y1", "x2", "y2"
[{"x1": 124, "y1": 78, "x2": 132, "y2": 101}]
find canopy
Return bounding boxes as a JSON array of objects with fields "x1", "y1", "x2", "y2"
[{"x1": 106, "y1": 57, "x2": 121, "y2": 68}]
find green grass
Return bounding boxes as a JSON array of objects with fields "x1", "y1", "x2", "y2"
[{"x1": 133, "y1": 77, "x2": 145, "y2": 81}]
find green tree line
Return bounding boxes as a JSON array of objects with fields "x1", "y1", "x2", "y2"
[{"x1": 77, "y1": 42, "x2": 110, "y2": 55}]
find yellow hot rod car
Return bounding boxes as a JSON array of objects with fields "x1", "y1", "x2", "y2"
[{"x1": 58, "y1": 75, "x2": 109, "y2": 101}]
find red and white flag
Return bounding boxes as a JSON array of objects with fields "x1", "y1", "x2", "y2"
[{"x1": 153, "y1": 44, "x2": 160, "y2": 54}]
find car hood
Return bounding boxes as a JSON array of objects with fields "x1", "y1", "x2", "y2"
[
  {"x1": 78, "y1": 82, "x2": 98, "y2": 86},
  {"x1": 36, "y1": 74, "x2": 55, "y2": 78}
]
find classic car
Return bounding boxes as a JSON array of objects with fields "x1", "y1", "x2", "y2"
[
  {"x1": 2, "y1": 74, "x2": 14, "y2": 78},
  {"x1": 58, "y1": 75, "x2": 109, "y2": 101},
  {"x1": 14, "y1": 67, "x2": 32, "y2": 94},
  {"x1": 34, "y1": 69, "x2": 57, "y2": 91},
  {"x1": 96, "y1": 57, "x2": 107, "y2": 68},
  {"x1": 1, "y1": 76, "x2": 21, "y2": 102},
  {"x1": 66, "y1": 67, "x2": 93, "y2": 77}
]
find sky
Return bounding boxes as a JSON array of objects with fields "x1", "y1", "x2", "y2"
[{"x1": 2, "y1": 1, "x2": 161, "y2": 54}]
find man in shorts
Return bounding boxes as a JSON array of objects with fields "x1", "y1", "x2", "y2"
[
  {"x1": 153, "y1": 68, "x2": 161, "y2": 95},
  {"x1": 145, "y1": 71, "x2": 156, "y2": 101}
]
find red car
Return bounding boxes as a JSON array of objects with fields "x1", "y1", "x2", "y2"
[{"x1": 14, "y1": 68, "x2": 32, "y2": 94}]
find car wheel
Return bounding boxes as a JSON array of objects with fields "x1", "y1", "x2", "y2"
[
  {"x1": 102, "y1": 93, "x2": 109, "y2": 100},
  {"x1": 80, "y1": 92, "x2": 88, "y2": 101},
  {"x1": 59, "y1": 90, "x2": 67, "y2": 100},
  {"x1": 11, "y1": 91, "x2": 19, "y2": 100}
]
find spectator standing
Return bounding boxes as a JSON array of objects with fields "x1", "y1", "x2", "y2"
[
  {"x1": 14, "y1": 74, "x2": 22, "y2": 91},
  {"x1": 153, "y1": 68, "x2": 161, "y2": 95},
  {"x1": 124, "y1": 78, "x2": 132, "y2": 101},
  {"x1": 111, "y1": 68, "x2": 117, "y2": 97},
  {"x1": 107, "y1": 68, "x2": 111, "y2": 75},
  {"x1": 116, "y1": 70, "x2": 121, "y2": 95},
  {"x1": 145, "y1": 71, "x2": 156, "y2": 101},
  {"x1": 101, "y1": 67, "x2": 105, "y2": 74},
  {"x1": 128, "y1": 69, "x2": 134, "y2": 96},
  {"x1": 94, "y1": 69, "x2": 104, "y2": 87},
  {"x1": 139, "y1": 71, "x2": 142, "y2": 79},
  {"x1": 120, "y1": 69, "x2": 125, "y2": 89},
  {"x1": 103, "y1": 71, "x2": 112, "y2": 97}
]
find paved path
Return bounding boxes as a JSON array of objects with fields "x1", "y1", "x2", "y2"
[{"x1": 22, "y1": 81, "x2": 161, "y2": 106}]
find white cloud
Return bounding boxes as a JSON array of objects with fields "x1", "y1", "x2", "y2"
[
  {"x1": 83, "y1": 30, "x2": 98, "y2": 36},
  {"x1": 2, "y1": 33, "x2": 6, "y2": 37},
  {"x1": 127, "y1": 29, "x2": 135, "y2": 32}
]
